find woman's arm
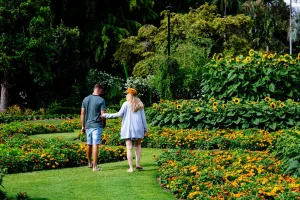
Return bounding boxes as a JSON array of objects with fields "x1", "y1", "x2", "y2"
[
  {"x1": 141, "y1": 109, "x2": 148, "y2": 133},
  {"x1": 103, "y1": 102, "x2": 127, "y2": 118}
]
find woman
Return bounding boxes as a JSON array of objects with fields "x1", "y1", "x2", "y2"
[{"x1": 102, "y1": 88, "x2": 148, "y2": 172}]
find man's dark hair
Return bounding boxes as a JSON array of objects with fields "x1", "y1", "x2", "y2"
[{"x1": 94, "y1": 83, "x2": 103, "y2": 89}]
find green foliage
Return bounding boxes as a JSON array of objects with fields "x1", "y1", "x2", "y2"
[
  {"x1": 273, "y1": 129, "x2": 300, "y2": 177},
  {"x1": 154, "y1": 57, "x2": 181, "y2": 100},
  {"x1": 202, "y1": 51, "x2": 300, "y2": 101},
  {"x1": 86, "y1": 70, "x2": 124, "y2": 105},
  {"x1": 0, "y1": 168, "x2": 6, "y2": 200},
  {"x1": 147, "y1": 98, "x2": 300, "y2": 130},
  {"x1": 115, "y1": 4, "x2": 251, "y2": 74}
]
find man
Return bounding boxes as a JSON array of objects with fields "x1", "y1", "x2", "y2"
[{"x1": 81, "y1": 83, "x2": 106, "y2": 172}]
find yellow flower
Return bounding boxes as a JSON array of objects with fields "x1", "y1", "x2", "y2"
[
  {"x1": 244, "y1": 56, "x2": 251, "y2": 62},
  {"x1": 279, "y1": 103, "x2": 285, "y2": 108},
  {"x1": 264, "y1": 97, "x2": 271, "y2": 102},
  {"x1": 222, "y1": 104, "x2": 227, "y2": 109},
  {"x1": 176, "y1": 105, "x2": 182, "y2": 110},
  {"x1": 212, "y1": 106, "x2": 218, "y2": 112},
  {"x1": 195, "y1": 107, "x2": 201, "y2": 113},
  {"x1": 233, "y1": 98, "x2": 240, "y2": 104},
  {"x1": 236, "y1": 56, "x2": 240, "y2": 62},
  {"x1": 209, "y1": 97, "x2": 215, "y2": 102},
  {"x1": 213, "y1": 102, "x2": 218, "y2": 107},
  {"x1": 270, "y1": 102, "x2": 276, "y2": 109},
  {"x1": 249, "y1": 49, "x2": 255, "y2": 56},
  {"x1": 160, "y1": 99, "x2": 164, "y2": 103}
]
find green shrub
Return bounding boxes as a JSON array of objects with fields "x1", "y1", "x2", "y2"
[
  {"x1": 47, "y1": 107, "x2": 79, "y2": 115},
  {"x1": 147, "y1": 98, "x2": 300, "y2": 130},
  {"x1": 201, "y1": 51, "x2": 300, "y2": 101},
  {"x1": 0, "y1": 168, "x2": 6, "y2": 199}
]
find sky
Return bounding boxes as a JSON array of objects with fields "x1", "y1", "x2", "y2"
[{"x1": 284, "y1": 0, "x2": 300, "y2": 8}]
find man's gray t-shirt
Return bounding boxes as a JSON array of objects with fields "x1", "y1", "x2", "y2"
[{"x1": 82, "y1": 95, "x2": 106, "y2": 129}]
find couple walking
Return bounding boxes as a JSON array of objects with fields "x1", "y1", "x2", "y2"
[{"x1": 81, "y1": 84, "x2": 148, "y2": 172}]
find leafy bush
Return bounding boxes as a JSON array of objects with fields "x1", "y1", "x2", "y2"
[
  {"x1": 0, "y1": 134, "x2": 126, "y2": 174},
  {"x1": 86, "y1": 70, "x2": 124, "y2": 105},
  {"x1": 201, "y1": 50, "x2": 300, "y2": 101},
  {"x1": 125, "y1": 75, "x2": 158, "y2": 105},
  {"x1": 47, "y1": 107, "x2": 79, "y2": 115},
  {"x1": 0, "y1": 168, "x2": 6, "y2": 199},
  {"x1": 272, "y1": 129, "x2": 300, "y2": 177},
  {"x1": 147, "y1": 98, "x2": 300, "y2": 130},
  {"x1": 157, "y1": 149, "x2": 300, "y2": 199}
]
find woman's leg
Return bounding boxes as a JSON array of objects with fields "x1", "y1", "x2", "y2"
[
  {"x1": 126, "y1": 139, "x2": 134, "y2": 172},
  {"x1": 135, "y1": 139, "x2": 142, "y2": 168}
]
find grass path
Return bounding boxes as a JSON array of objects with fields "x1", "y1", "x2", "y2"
[{"x1": 4, "y1": 129, "x2": 175, "y2": 200}]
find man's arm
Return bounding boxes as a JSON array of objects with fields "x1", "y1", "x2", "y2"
[
  {"x1": 81, "y1": 108, "x2": 86, "y2": 132},
  {"x1": 101, "y1": 110, "x2": 106, "y2": 128}
]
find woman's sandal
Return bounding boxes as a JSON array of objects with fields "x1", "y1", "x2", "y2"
[
  {"x1": 88, "y1": 163, "x2": 93, "y2": 168},
  {"x1": 136, "y1": 166, "x2": 143, "y2": 170}
]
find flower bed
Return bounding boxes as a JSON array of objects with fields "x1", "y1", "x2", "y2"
[
  {"x1": 0, "y1": 119, "x2": 81, "y2": 141},
  {"x1": 0, "y1": 134, "x2": 126, "y2": 174},
  {"x1": 156, "y1": 149, "x2": 300, "y2": 199},
  {"x1": 147, "y1": 98, "x2": 300, "y2": 130},
  {"x1": 144, "y1": 128, "x2": 282, "y2": 151}
]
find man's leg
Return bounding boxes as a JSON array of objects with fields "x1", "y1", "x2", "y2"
[
  {"x1": 126, "y1": 139, "x2": 134, "y2": 172},
  {"x1": 135, "y1": 139, "x2": 142, "y2": 168},
  {"x1": 92, "y1": 128, "x2": 102, "y2": 171},
  {"x1": 86, "y1": 129, "x2": 93, "y2": 168},
  {"x1": 92, "y1": 144, "x2": 100, "y2": 171},
  {"x1": 87, "y1": 145, "x2": 93, "y2": 167}
]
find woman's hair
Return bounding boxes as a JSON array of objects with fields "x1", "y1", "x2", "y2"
[{"x1": 127, "y1": 94, "x2": 144, "y2": 112}]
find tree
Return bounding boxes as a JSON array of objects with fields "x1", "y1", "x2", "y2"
[
  {"x1": 0, "y1": 0, "x2": 80, "y2": 110},
  {"x1": 242, "y1": 0, "x2": 290, "y2": 52}
]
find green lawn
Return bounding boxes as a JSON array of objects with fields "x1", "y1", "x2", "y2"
[
  {"x1": 4, "y1": 148, "x2": 174, "y2": 200},
  {"x1": 28, "y1": 131, "x2": 79, "y2": 141},
  {"x1": 32, "y1": 119, "x2": 64, "y2": 126}
]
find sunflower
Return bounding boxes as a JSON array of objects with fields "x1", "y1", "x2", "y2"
[
  {"x1": 249, "y1": 49, "x2": 255, "y2": 57},
  {"x1": 279, "y1": 103, "x2": 285, "y2": 108},
  {"x1": 222, "y1": 104, "x2": 227, "y2": 109},
  {"x1": 270, "y1": 102, "x2": 276, "y2": 109},
  {"x1": 244, "y1": 56, "x2": 251, "y2": 62},
  {"x1": 236, "y1": 57, "x2": 240, "y2": 62},
  {"x1": 209, "y1": 97, "x2": 215, "y2": 102},
  {"x1": 195, "y1": 107, "x2": 201, "y2": 113},
  {"x1": 212, "y1": 106, "x2": 218, "y2": 112},
  {"x1": 233, "y1": 98, "x2": 240, "y2": 104},
  {"x1": 213, "y1": 102, "x2": 218, "y2": 107},
  {"x1": 176, "y1": 105, "x2": 182, "y2": 110},
  {"x1": 264, "y1": 97, "x2": 271, "y2": 102},
  {"x1": 174, "y1": 101, "x2": 178, "y2": 105},
  {"x1": 160, "y1": 99, "x2": 164, "y2": 103}
]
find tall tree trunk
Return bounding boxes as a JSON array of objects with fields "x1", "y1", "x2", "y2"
[{"x1": 0, "y1": 74, "x2": 8, "y2": 112}]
